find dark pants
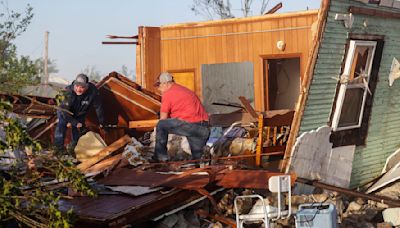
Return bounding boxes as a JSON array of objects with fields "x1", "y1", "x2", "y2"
[
  {"x1": 155, "y1": 118, "x2": 210, "y2": 161},
  {"x1": 54, "y1": 111, "x2": 85, "y2": 148}
]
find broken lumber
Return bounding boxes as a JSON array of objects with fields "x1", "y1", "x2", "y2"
[
  {"x1": 84, "y1": 153, "x2": 123, "y2": 175},
  {"x1": 129, "y1": 119, "x2": 159, "y2": 128},
  {"x1": 77, "y1": 135, "x2": 131, "y2": 171},
  {"x1": 238, "y1": 96, "x2": 258, "y2": 120},
  {"x1": 297, "y1": 177, "x2": 400, "y2": 208}
]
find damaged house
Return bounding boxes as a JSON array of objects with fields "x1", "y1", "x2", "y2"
[
  {"x1": 284, "y1": 0, "x2": 400, "y2": 190},
  {"x1": 132, "y1": 0, "x2": 400, "y2": 189},
  {"x1": 5, "y1": 0, "x2": 400, "y2": 226}
]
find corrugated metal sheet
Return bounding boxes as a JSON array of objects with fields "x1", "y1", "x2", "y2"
[
  {"x1": 201, "y1": 62, "x2": 254, "y2": 114},
  {"x1": 300, "y1": 0, "x2": 400, "y2": 187}
]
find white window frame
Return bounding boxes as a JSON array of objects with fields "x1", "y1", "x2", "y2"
[{"x1": 332, "y1": 40, "x2": 377, "y2": 131}]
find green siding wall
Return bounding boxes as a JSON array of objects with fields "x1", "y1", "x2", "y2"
[{"x1": 299, "y1": 0, "x2": 400, "y2": 187}]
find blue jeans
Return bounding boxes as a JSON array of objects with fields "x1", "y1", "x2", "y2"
[
  {"x1": 155, "y1": 118, "x2": 210, "y2": 161},
  {"x1": 54, "y1": 111, "x2": 85, "y2": 148}
]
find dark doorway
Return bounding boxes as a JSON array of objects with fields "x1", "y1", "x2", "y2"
[{"x1": 265, "y1": 58, "x2": 300, "y2": 110}]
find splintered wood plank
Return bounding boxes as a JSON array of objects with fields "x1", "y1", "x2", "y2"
[
  {"x1": 238, "y1": 96, "x2": 258, "y2": 119},
  {"x1": 77, "y1": 135, "x2": 131, "y2": 171},
  {"x1": 84, "y1": 153, "x2": 123, "y2": 175},
  {"x1": 129, "y1": 119, "x2": 159, "y2": 129}
]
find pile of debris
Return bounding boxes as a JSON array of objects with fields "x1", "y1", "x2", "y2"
[{"x1": 4, "y1": 72, "x2": 400, "y2": 227}]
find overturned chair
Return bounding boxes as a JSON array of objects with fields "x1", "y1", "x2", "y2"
[{"x1": 234, "y1": 175, "x2": 292, "y2": 228}]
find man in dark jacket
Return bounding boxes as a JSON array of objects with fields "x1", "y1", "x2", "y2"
[{"x1": 54, "y1": 73, "x2": 105, "y2": 150}]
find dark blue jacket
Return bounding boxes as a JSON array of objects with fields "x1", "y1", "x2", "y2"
[{"x1": 59, "y1": 82, "x2": 105, "y2": 126}]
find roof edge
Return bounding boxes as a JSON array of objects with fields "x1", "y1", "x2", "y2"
[{"x1": 161, "y1": 9, "x2": 319, "y2": 29}]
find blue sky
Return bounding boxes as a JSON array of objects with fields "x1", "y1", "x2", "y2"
[{"x1": 10, "y1": 0, "x2": 321, "y2": 82}]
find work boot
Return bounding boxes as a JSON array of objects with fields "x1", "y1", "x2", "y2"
[
  {"x1": 148, "y1": 155, "x2": 168, "y2": 163},
  {"x1": 66, "y1": 142, "x2": 77, "y2": 159},
  {"x1": 54, "y1": 145, "x2": 66, "y2": 156}
]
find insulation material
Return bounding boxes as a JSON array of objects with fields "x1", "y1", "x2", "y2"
[
  {"x1": 229, "y1": 138, "x2": 256, "y2": 156},
  {"x1": 123, "y1": 137, "x2": 149, "y2": 166},
  {"x1": 382, "y1": 208, "x2": 400, "y2": 226},
  {"x1": 288, "y1": 126, "x2": 355, "y2": 188},
  {"x1": 74, "y1": 131, "x2": 107, "y2": 162}
]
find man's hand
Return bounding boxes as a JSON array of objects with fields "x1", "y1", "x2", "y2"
[
  {"x1": 76, "y1": 123, "x2": 83, "y2": 128},
  {"x1": 67, "y1": 123, "x2": 72, "y2": 128}
]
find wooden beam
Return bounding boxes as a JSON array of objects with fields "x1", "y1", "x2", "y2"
[
  {"x1": 350, "y1": 6, "x2": 400, "y2": 19},
  {"x1": 265, "y1": 2, "x2": 283, "y2": 14},
  {"x1": 281, "y1": 0, "x2": 331, "y2": 172},
  {"x1": 256, "y1": 114, "x2": 264, "y2": 167},
  {"x1": 129, "y1": 119, "x2": 159, "y2": 128},
  {"x1": 102, "y1": 41, "x2": 138, "y2": 45},
  {"x1": 238, "y1": 96, "x2": 258, "y2": 119},
  {"x1": 77, "y1": 135, "x2": 131, "y2": 171},
  {"x1": 84, "y1": 153, "x2": 123, "y2": 174}
]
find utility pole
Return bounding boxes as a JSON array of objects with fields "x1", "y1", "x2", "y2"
[{"x1": 42, "y1": 31, "x2": 49, "y2": 85}]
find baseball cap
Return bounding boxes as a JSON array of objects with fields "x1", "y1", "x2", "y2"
[
  {"x1": 74, "y1": 74, "x2": 89, "y2": 88},
  {"x1": 154, "y1": 72, "x2": 174, "y2": 87}
]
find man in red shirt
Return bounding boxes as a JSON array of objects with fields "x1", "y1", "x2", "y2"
[{"x1": 153, "y1": 72, "x2": 210, "y2": 162}]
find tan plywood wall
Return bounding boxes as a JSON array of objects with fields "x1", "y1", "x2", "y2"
[
  {"x1": 138, "y1": 10, "x2": 318, "y2": 111},
  {"x1": 136, "y1": 26, "x2": 161, "y2": 90}
]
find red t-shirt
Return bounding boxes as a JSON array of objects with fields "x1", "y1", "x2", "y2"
[{"x1": 160, "y1": 84, "x2": 209, "y2": 123}]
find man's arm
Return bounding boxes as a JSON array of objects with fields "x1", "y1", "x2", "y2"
[
  {"x1": 59, "y1": 91, "x2": 79, "y2": 126},
  {"x1": 159, "y1": 112, "x2": 169, "y2": 120}
]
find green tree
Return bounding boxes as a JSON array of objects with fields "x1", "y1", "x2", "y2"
[
  {"x1": 34, "y1": 58, "x2": 59, "y2": 75},
  {"x1": 0, "y1": 3, "x2": 95, "y2": 227},
  {"x1": 0, "y1": 100, "x2": 95, "y2": 227},
  {"x1": 0, "y1": 2, "x2": 39, "y2": 93},
  {"x1": 120, "y1": 64, "x2": 135, "y2": 81},
  {"x1": 191, "y1": 0, "x2": 271, "y2": 19}
]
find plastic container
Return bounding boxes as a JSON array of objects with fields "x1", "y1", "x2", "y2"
[{"x1": 295, "y1": 203, "x2": 337, "y2": 228}]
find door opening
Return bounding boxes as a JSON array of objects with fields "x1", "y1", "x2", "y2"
[{"x1": 265, "y1": 58, "x2": 300, "y2": 110}]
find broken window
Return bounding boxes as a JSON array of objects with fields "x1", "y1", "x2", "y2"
[{"x1": 332, "y1": 40, "x2": 377, "y2": 131}]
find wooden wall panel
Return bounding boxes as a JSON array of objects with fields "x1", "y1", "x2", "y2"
[
  {"x1": 153, "y1": 10, "x2": 318, "y2": 110},
  {"x1": 136, "y1": 27, "x2": 161, "y2": 92}
]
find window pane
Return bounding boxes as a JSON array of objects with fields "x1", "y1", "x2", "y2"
[
  {"x1": 338, "y1": 88, "x2": 364, "y2": 128},
  {"x1": 349, "y1": 46, "x2": 373, "y2": 85}
]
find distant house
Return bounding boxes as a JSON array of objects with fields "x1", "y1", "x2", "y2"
[{"x1": 23, "y1": 75, "x2": 69, "y2": 98}]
